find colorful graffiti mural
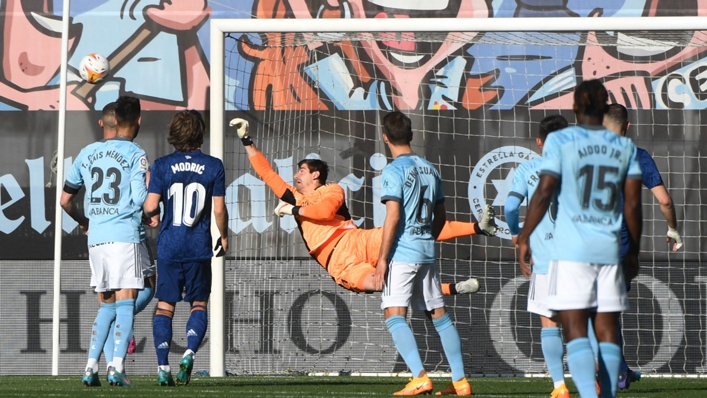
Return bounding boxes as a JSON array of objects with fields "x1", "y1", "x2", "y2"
[{"x1": 0, "y1": 0, "x2": 706, "y2": 111}]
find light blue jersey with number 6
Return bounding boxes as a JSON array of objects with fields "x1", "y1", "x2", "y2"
[
  {"x1": 381, "y1": 153, "x2": 444, "y2": 265},
  {"x1": 65, "y1": 137, "x2": 149, "y2": 246},
  {"x1": 540, "y1": 125, "x2": 642, "y2": 265}
]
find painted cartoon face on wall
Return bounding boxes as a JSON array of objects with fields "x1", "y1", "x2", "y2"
[
  {"x1": 1, "y1": 0, "x2": 80, "y2": 89},
  {"x1": 286, "y1": 0, "x2": 490, "y2": 109}
]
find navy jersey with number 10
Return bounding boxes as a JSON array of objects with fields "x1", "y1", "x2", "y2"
[{"x1": 148, "y1": 150, "x2": 226, "y2": 262}]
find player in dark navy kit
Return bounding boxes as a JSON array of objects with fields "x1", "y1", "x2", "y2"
[
  {"x1": 603, "y1": 103, "x2": 682, "y2": 390},
  {"x1": 143, "y1": 110, "x2": 228, "y2": 386}
]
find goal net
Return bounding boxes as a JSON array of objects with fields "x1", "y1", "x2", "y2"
[{"x1": 210, "y1": 17, "x2": 707, "y2": 377}]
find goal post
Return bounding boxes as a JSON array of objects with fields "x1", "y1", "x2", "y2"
[{"x1": 210, "y1": 16, "x2": 707, "y2": 377}]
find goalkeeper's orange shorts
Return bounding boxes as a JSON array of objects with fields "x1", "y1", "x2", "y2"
[{"x1": 326, "y1": 228, "x2": 383, "y2": 293}]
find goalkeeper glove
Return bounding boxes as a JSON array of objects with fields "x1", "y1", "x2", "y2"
[
  {"x1": 229, "y1": 118, "x2": 253, "y2": 146},
  {"x1": 667, "y1": 227, "x2": 683, "y2": 252},
  {"x1": 274, "y1": 201, "x2": 300, "y2": 217},
  {"x1": 474, "y1": 204, "x2": 498, "y2": 236}
]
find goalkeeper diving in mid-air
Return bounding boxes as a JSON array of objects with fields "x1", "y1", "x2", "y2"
[{"x1": 231, "y1": 118, "x2": 497, "y2": 295}]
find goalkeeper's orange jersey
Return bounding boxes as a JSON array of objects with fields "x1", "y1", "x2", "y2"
[{"x1": 249, "y1": 152, "x2": 356, "y2": 267}]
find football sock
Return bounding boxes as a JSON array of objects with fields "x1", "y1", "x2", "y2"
[
  {"x1": 88, "y1": 302, "x2": 116, "y2": 365},
  {"x1": 432, "y1": 313, "x2": 465, "y2": 381},
  {"x1": 616, "y1": 316, "x2": 629, "y2": 373},
  {"x1": 103, "y1": 321, "x2": 115, "y2": 366},
  {"x1": 85, "y1": 358, "x2": 98, "y2": 373},
  {"x1": 541, "y1": 327, "x2": 566, "y2": 386},
  {"x1": 154, "y1": 308, "x2": 174, "y2": 366},
  {"x1": 186, "y1": 305, "x2": 208, "y2": 353},
  {"x1": 159, "y1": 365, "x2": 171, "y2": 373},
  {"x1": 113, "y1": 298, "x2": 135, "y2": 371},
  {"x1": 134, "y1": 286, "x2": 155, "y2": 314},
  {"x1": 587, "y1": 318, "x2": 599, "y2": 360},
  {"x1": 598, "y1": 342, "x2": 622, "y2": 398},
  {"x1": 386, "y1": 315, "x2": 424, "y2": 377},
  {"x1": 567, "y1": 338, "x2": 599, "y2": 398},
  {"x1": 441, "y1": 283, "x2": 455, "y2": 295}
]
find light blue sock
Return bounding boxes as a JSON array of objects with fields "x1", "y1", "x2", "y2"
[
  {"x1": 103, "y1": 321, "x2": 115, "y2": 366},
  {"x1": 616, "y1": 316, "x2": 629, "y2": 373},
  {"x1": 134, "y1": 286, "x2": 154, "y2": 314},
  {"x1": 386, "y1": 316, "x2": 424, "y2": 378},
  {"x1": 587, "y1": 318, "x2": 599, "y2": 360},
  {"x1": 432, "y1": 313, "x2": 465, "y2": 381},
  {"x1": 89, "y1": 302, "x2": 116, "y2": 362},
  {"x1": 541, "y1": 327, "x2": 565, "y2": 384},
  {"x1": 598, "y1": 342, "x2": 622, "y2": 398},
  {"x1": 113, "y1": 299, "x2": 135, "y2": 361},
  {"x1": 186, "y1": 305, "x2": 208, "y2": 353},
  {"x1": 566, "y1": 338, "x2": 598, "y2": 398}
]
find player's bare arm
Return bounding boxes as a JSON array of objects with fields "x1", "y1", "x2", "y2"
[
  {"x1": 143, "y1": 192, "x2": 162, "y2": 218},
  {"x1": 623, "y1": 178, "x2": 643, "y2": 281},
  {"x1": 60, "y1": 191, "x2": 89, "y2": 233},
  {"x1": 431, "y1": 202, "x2": 447, "y2": 240},
  {"x1": 650, "y1": 184, "x2": 682, "y2": 251},
  {"x1": 518, "y1": 174, "x2": 557, "y2": 276},
  {"x1": 213, "y1": 195, "x2": 229, "y2": 253},
  {"x1": 374, "y1": 200, "x2": 401, "y2": 292}
]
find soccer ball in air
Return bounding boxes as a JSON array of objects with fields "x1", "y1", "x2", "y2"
[{"x1": 79, "y1": 53, "x2": 110, "y2": 84}]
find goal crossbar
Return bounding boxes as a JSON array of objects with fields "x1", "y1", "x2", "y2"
[{"x1": 212, "y1": 16, "x2": 707, "y2": 34}]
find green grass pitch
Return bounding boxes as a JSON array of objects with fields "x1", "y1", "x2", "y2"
[{"x1": 1, "y1": 375, "x2": 707, "y2": 397}]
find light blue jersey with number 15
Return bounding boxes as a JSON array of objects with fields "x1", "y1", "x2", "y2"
[
  {"x1": 540, "y1": 125, "x2": 642, "y2": 265},
  {"x1": 381, "y1": 153, "x2": 444, "y2": 265}
]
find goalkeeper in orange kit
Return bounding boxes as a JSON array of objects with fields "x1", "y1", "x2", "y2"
[{"x1": 231, "y1": 118, "x2": 497, "y2": 294}]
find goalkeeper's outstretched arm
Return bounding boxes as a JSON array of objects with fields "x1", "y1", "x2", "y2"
[{"x1": 231, "y1": 118, "x2": 293, "y2": 201}]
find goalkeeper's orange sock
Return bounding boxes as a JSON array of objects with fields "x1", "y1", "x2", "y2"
[{"x1": 441, "y1": 283, "x2": 456, "y2": 295}]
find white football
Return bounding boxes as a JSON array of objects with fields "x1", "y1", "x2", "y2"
[{"x1": 79, "y1": 53, "x2": 110, "y2": 84}]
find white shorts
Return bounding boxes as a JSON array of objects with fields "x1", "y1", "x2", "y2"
[
  {"x1": 380, "y1": 260, "x2": 444, "y2": 312},
  {"x1": 527, "y1": 272, "x2": 556, "y2": 319},
  {"x1": 547, "y1": 260, "x2": 628, "y2": 313},
  {"x1": 89, "y1": 240, "x2": 155, "y2": 280},
  {"x1": 88, "y1": 242, "x2": 146, "y2": 292}
]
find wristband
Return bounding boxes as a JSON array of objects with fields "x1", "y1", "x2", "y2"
[
  {"x1": 292, "y1": 206, "x2": 301, "y2": 216},
  {"x1": 241, "y1": 136, "x2": 254, "y2": 146},
  {"x1": 473, "y1": 222, "x2": 483, "y2": 235}
]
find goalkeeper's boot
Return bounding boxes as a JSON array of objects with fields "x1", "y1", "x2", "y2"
[
  {"x1": 394, "y1": 375, "x2": 433, "y2": 396},
  {"x1": 479, "y1": 204, "x2": 498, "y2": 236},
  {"x1": 158, "y1": 369, "x2": 176, "y2": 386},
  {"x1": 455, "y1": 278, "x2": 480, "y2": 294},
  {"x1": 107, "y1": 368, "x2": 133, "y2": 387},
  {"x1": 176, "y1": 353, "x2": 194, "y2": 386},
  {"x1": 82, "y1": 368, "x2": 101, "y2": 387},
  {"x1": 436, "y1": 377, "x2": 471, "y2": 396},
  {"x1": 550, "y1": 383, "x2": 570, "y2": 398}
]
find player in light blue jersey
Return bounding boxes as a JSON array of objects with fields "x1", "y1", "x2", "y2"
[
  {"x1": 518, "y1": 80, "x2": 643, "y2": 398},
  {"x1": 375, "y1": 112, "x2": 470, "y2": 396},
  {"x1": 603, "y1": 103, "x2": 683, "y2": 390},
  {"x1": 64, "y1": 102, "x2": 157, "y2": 385},
  {"x1": 143, "y1": 110, "x2": 229, "y2": 387},
  {"x1": 505, "y1": 114, "x2": 570, "y2": 398},
  {"x1": 61, "y1": 96, "x2": 148, "y2": 387}
]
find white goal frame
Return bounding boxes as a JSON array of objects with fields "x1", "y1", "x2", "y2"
[{"x1": 208, "y1": 16, "x2": 707, "y2": 377}]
